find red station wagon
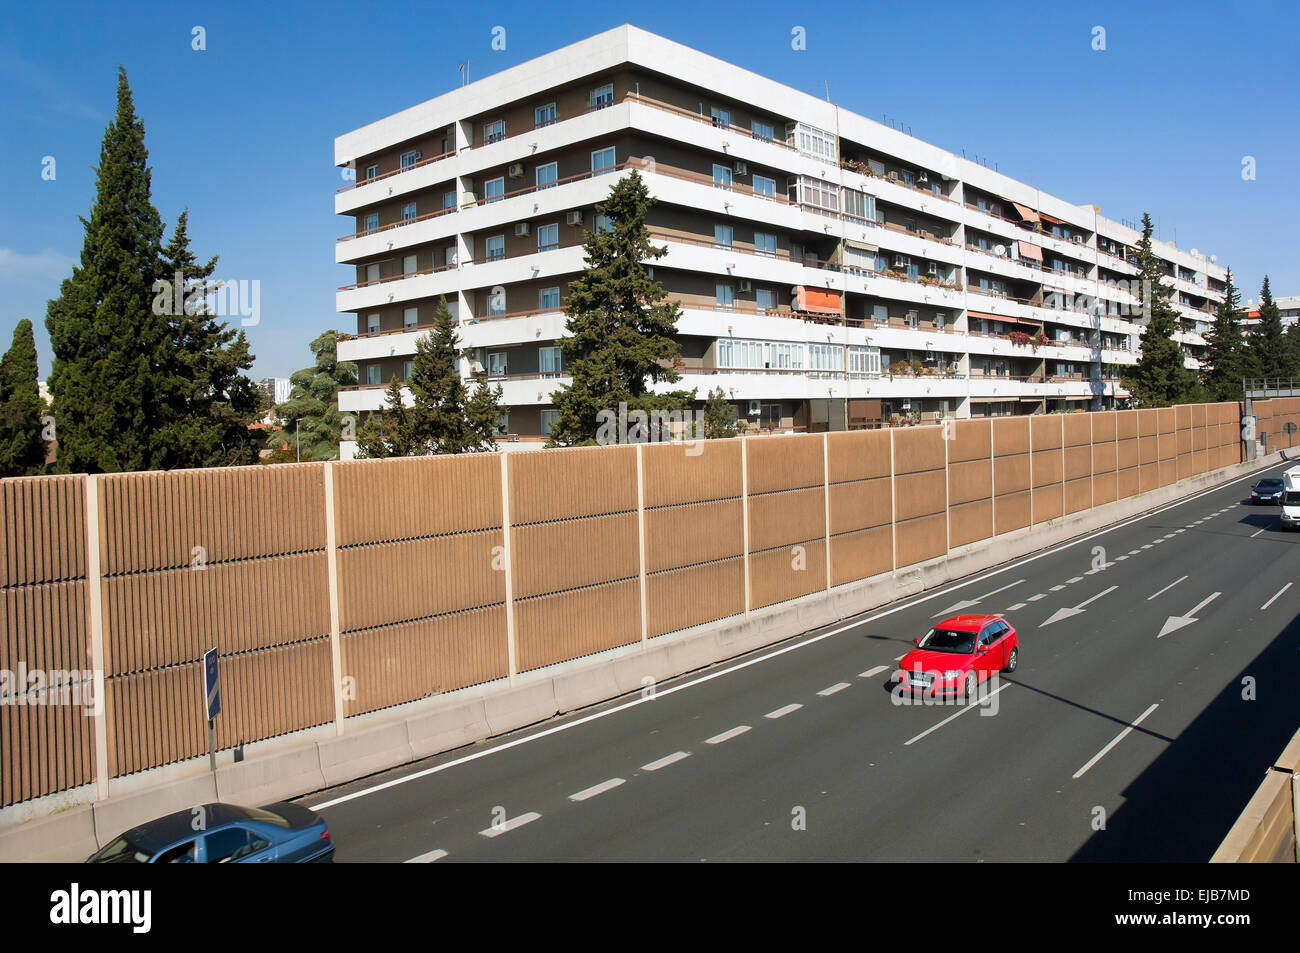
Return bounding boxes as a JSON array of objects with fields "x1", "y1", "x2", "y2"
[{"x1": 895, "y1": 614, "x2": 1019, "y2": 698}]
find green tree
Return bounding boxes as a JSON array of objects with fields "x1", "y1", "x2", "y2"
[
  {"x1": 268, "y1": 330, "x2": 357, "y2": 461},
  {"x1": 0, "y1": 320, "x2": 48, "y2": 477},
  {"x1": 46, "y1": 66, "x2": 167, "y2": 473},
  {"x1": 153, "y1": 210, "x2": 261, "y2": 468},
  {"x1": 702, "y1": 387, "x2": 738, "y2": 439},
  {"x1": 1200, "y1": 268, "x2": 1255, "y2": 401},
  {"x1": 1248, "y1": 276, "x2": 1293, "y2": 381},
  {"x1": 1121, "y1": 213, "x2": 1200, "y2": 407},
  {"x1": 548, "y1": 170, "x2": 693, "y2": 446}
]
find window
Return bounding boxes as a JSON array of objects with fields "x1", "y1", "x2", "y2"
[
  {"x1": 935, "y1": 311, "x2": 947, "y2": 330},
  {"x1": 906, "y1": 309, "x2": 919, "y2": 328},
  {"x1": 403, "y1": 307, "x2": 418, "y2": 328},
  {"x1": 713, "y1": 163, "x2": 733, "y2": 190},
  {"x1": 714, "y1": 224, "x2": 733, "y2": 248},
  {"x1": 203, "y1": 828, "x2": 268, "y2": 864},
  {"x1": 751, "y1": 119, "x2": 774, "y2": 141},
  {"x1": 715, "y1": 283, "x2": 735, "y2": 308},
  {"x1": 399, "y1": 150, "x2": 421, "y2": 169},
  {"x1": 484, "y1": 177, "x2": 505, "y2": 204},
  {"x1": 362, "y1": 212, "x2": 378, "y2": 233},
  {"x1": 594, "y1": 214, "x2": 613, "y2": 235},
  {"x1": 904, "y1": 216, "x2": 918, "y2": 234},
  {"x1": 535, "y1": 162, "x2": 557, "y2": 190},
  {"x1": 792, "y1": 122, "x2": 836, "y2": 161},
  {"x1": 487, "y1": 290, "x2": 506, "y2": 317},
  {"x1": 872, "y1": 304, "x2": 888, "y2": 324},
  {"x1": 403, "y1": 255, "x2": 417, "y2": 275},
  {"x1": 756, "y1": 288, "x2": 775, "y2": 312},
  {"x1": 366, "y1": 365, "x2": 380, "y2": 386},
  {"x1": 589, "y1": 83, "x2": 614, "y2": 109},
  {"x1": 444, "y1": 246, "x2": 458, "y2": 267},
  {"x1": 485, "y1": 235, "x2": 505, "y2": 262},
  {"x1": 796, "y1": 176, "x2": 838, "y2": 212},
  {"x1": 931, "y1": 182, "x2": 941, "y2": 197},
  {"x1": 362, "y1": 263, "x2": 380, "y2": 285},
  {"x1": 534, "y1": 103, "x2": 557, "y2": 127},
  {"x1": 443, "y1": 191, "x2": 457, "y2": 210},
  {"x1": 807, "y1": 343, "x2": 844, "y2": 373},
  {"x1": 848, "y1": 345, "x2": 881, "y2": 377},
  {"x1": 902, "y1": 170, "x2": 914, "y2": 187},
  {"x1": 753, "y1": 232, "x2": 777, "y2": 257},
  {"x1": 400, "y1": 202, "x2": 416, "y2": 223},
  {"x1": 591, "y1": 147, "x2": 615, "y2": 173},
  {"x1": 364, "y1": 164, "x2": 378, "y2": 182},
  {"x1": 494, "y1": 412, "x2": 510, "y2": 436},
  {"x1": 365, "y1": 314, "x2": 379, "y2": 334},
  {"x1": 710, "y1": 106, "x2": 731, "y2": 128},
  {"x1": 486, "y1": 352, "x2": 507, "y2": 376},
  {"x1": 156, "y1": 841, "x2": 196, "y2": 864},
  {"x1": 868, "y1": 159, "x2": 885, "y2": 176},
  {"x1": 539, "y1": 287, "x2": 561, "y2": 310},
  {"x1": 483, "y1": 120, "x2": 504, "y2": 144},
  {"x1": 540, "y1": 409, "x2": 560, "y2": 433},
  {"x1": 537, "y1": 223, "x2": 559, "y2": 251},
  {"x1": 752, "y1": 174, "x2": 776, "y2": 198},
  {"x1": 539, "y1": 346, "x2": 562, "y2": 377},
  {"x1": 843, "y1": 187, "x2": 874, "y2": 223},
  {"x1": 403, "y1": 360, "x2": 413, "y2": 380}
]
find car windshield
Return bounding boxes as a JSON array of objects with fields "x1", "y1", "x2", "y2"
[
  {"x1": 918, "y1": 627, "x2": 976, "y2": 654},
  {"x1": 1285, "y1": 492, "x2": 1300, "y2": 505},
  {"x1": 87, "y1": 835, "x2": 150, "y2": 863},
  {"x1": 1257, "y1": 480, "x2": 1283, "y2": 489}
]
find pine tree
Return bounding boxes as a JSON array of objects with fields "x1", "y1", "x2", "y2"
[
  {"x1": 46, "y1": 66, "x2": 167, "y2": 473},
  {"x1": 1200, "y1": 269, "x2": 1253, "y2": 402},
  {"x1": 464, "y1": 376, "x2": 508, "y2": 450},
  {"x1": 548, "y1": 170, "x2": 693, "y2": 446},
  {"x1": 0, "y1": 320, "x2": 48, "y2": 477},
  {"x1": 702, "y1": 387, "x2": 738, "y2": 439},
  {"x1": 404, "y1": 296, "x2": 478, "y2": 453},
  {"x1": 153, "y1": 210, "x2": 261, "y2": 468},
  {"x1": 354, "y1": 376, "x2": 417, "y2": 458},
  {"x1": 1120, "y1": 213, "x2": 1200, "y2": 408},
  {"x1": 268, "y1": 330, "x2": 357, "y2": 461},
  {"x1": 1248, "y1": 277, "x2": 1292, "y2": 381}
]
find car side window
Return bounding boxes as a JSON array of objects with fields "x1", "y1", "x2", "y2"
[
  {"x1": 155, "y1": 840, "x2": 196, "y2": 864},
  {"x1": 203, "y1": 827, "x2": 265, "y2": 863},
  {"x1": 980, "y1": 626, "x2": 996, "y2": 646}
]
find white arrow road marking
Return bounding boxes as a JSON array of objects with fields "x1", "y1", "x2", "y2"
[
  {"x1": 1261, "y1": 583, "x2": 1292, "y2": 611},
  {"x1": 1040, "y1": 586, "x2": 1118, "y2": 628},
  {"x1": 405, "y1": 849, "x2": 448, "y2": 863},
  {"x1": 931, "y1": 578, "x2": 1025, "y2": 617},
  {"x1": 1073, "y1": 703, "x2": 1159, "y2": 779},
  {"x1": 1147, "y1": 575, "x2": 1188, "y2": 601},
  {"x1": 479, "y1": 812, "x2": 541, "y2": 837},
  {"x1": 1157, "y1": 592, "x2": 1222, "y2": 639}
]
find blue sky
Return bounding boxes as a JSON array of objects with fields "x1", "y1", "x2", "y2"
[{"x1": 2, "y1": 0, "x2": 1297, "y2": 379}]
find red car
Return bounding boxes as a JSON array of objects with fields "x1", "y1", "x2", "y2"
[{"x1": 895, "y1": 614, "x2": 1019, "y2": 698}]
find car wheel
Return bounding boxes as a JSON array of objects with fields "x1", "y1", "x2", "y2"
[
  {"x1": 1003, "y1": 647, "x2": 1018, "y2": 673},
  {"x1": 964, "y1": 671, "x2": 978, "y2": 702}
]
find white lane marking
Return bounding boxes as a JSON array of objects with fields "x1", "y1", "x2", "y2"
[
  {"x1": 1028, "y1": 593, "x2": 1046, "y2": 601},
  {"x1": 859, "y1": 665, "x2": 889, "y2": 679},
  {"x1": 569, "y1": 778, "x2": 625, "y2": 801},
  {"x1": 706, "y1": 725, "x2": 751, "y2": 744},
  {"x1": 1163, "y1": 533, "x2": 1177, "y2": 539},
  {"x1": 905, "y1": 683, "x2": 1012, "y2": 746},
  {"x1": 1114, "y1": 555, "x2": 1128, "y2": 561},
  {"x1": 642, "y1": 751, "x2": 690, "y2": 771},
  {"x1": 307, "y1": 464, "x2": 1292, "y2": 812},
  {"x1": 1127, "y1": 549, "x2": 1141, "y2": 555},
  {"x1": 405, "y1": 849, "x2": 448, "y2": 863},
  {"x1": 1141, "y1": 544, "x2": 1153, "y2": 549},
  {"x1": 931, "y1": 578, "x2": 1026, "y2": 617},
  {"x1": 1174, "y1": 528, "x2": 1186, "y2": 534},
  {"x1": 1261, "y1": 583, "x2": 1293, "y2": 611},
  {"x1": 817, "y1": 682, "x2": 851, "y2": 697},
  {"x1": 1250, "y1": 528, "x2": 1264, "y2": 538},
  {"x1": 1006, "y1": 603, "x2": 1026, "y2": 611},
  {"x1": 1157, "y1": 591, "x2": 1223, "y2": 639},
  {"x1": 766, "y1": 703, "x2": 803, "y2": 719},
  {"x1": 1040, "y1": 585, "x2": 1119, "y2": 628},
  {"x1": 1151, "y1": 538, "x2": 1165, "y2": 544},
  {"x1": 1049, "y1": 585, "x2": 1066, "y2": 591},
  {"x1": 1147, "y1": 575, "x2": 1188, "y2": 601},
  {"x1": 895, "y1": 653, "x2": 907, "y2": 661},
  {"x1": 1072, "y1": 704, "x2": 1159, "y2": 779},
  {"x1": 479, "y1": 812, "x2": 541, "y2": 837},
  {"x1": 1066, "y1": 576, "x2": 1083, "y2": 584}
]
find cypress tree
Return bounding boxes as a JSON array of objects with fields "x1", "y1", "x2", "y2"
[
  {"x1": 548, "y1": 170, "x2": 693, "y2": 446},
  {"x1": 0, "y1": 320, "x2": 48, "y2": 477},
  {"x1": 1121, "y1": 213, "x2": 1199, "y2": 408},
  {"x1": 153, "y1": 210, "x2": 261, "y2": 468},
  {"x1": 1248, "y1": 277, "x2": 1291, "y2": 380},
  {"x1": 268, "y1": 330, "x2": 357, "y2": 461},
  {"x1": 46, "y1": 66, "x2": 167, "y2": 473}
]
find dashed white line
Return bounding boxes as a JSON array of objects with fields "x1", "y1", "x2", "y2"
[
  {"x1": 1066, "y1": 576, "x2": 1083, "y2": 584},
  {"x1": 1147, "y1": 575, "x2": 1188, "y2": 601},
  {"x1": 1250, "y1": 528, "x2": 1265, "y2": 538},
  {"x1": 894, "y1": 653, "x2": 907, "y2": 661},
  {"x1": 1114, "y1": 555, "x2": 1128, "y2": 561},
  {"x1": 569, "y1": 778, "x2": 625, "y2": 801},
  {"x1": 1049, "y1": 585, "x2": 1066, "y2": 592},
  {"x1": 706, "y1": 725, "x2": 751, "y2": 744},
  {"x1": 1261, "y1": 583, "x2": 1292, "y2": 611},
  {"x1": 642, "y1": 751, "x2": 690, "y2": 771},
  {"x1": 859, "y1": 666, "x2": 889, "y2": 679},
  {"x1": 817, "y1": 682, "x2": 851, "y2": 697},
  {"x1": 1073, "y1": 704, "x2": 1159, "y2": 780},
  {"x1": 904, "y1": 684, "x2": 1012, "y2": 746},
  {"x1": 405, "y1": 849, "x2": 448, "y2": 863},
  {"x1": 1141, "y1": 544, "x2": 1153, "y2": 549},
  {"x1": 766, "y1": 703, "x2": 803, "y2": 719},
  {"x1": 1163, "y1": 533, "x2": 1177, "y2": 539},
  {"x1": 1174, "y1": 528, "x2": 1186, "y2": 534},
  {"x1": 1027, "y1": 593, "x2": 1047, "y2": 602},
  {"x1": 1127, "y1": 549, "x2": 1141, "y2": 555},
  {"x1": 479, "y1": 812, "x2": 542, "y2": 838},
  {"x1": 1006, "y1": 603, "x2": 1027, "y2": 611}
]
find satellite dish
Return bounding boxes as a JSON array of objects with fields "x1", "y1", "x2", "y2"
[{"x1": 993, "y1": 244, "x2": 1007, "y2": 257}]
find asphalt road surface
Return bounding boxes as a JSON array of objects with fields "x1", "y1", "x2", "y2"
[{"x1": 305, "y1": 459, "x2": 1300, "y2": 862}]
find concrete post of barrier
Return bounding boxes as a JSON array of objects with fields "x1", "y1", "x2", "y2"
[
  {"x1": 1059, "y1": 415, "x2": 1064, "y2": 517},
  {"x1": 822, "y1": 433, "x2": 831, "y2": 592},
  {"x1": 637, "y1": 444, "x2": 647, "y2": 642},
  {"x1": 84, "y1": 474, "x2": 109, "y2": 801},
  {"x1": 742, "y1": 437, "x2": 750, "y2": 617},
  {"x1": 1028, "y1": 416, "x2": 1035, "y2": 525},
  {"x1": 500, "y1": 452, "x2": 517, "y2": 684},
  {"x1": 889, "y1": 428, "x2": 897, "y2": 570},
  {"x1": 323, "y1": 462, "x2": 345, "y2": 735}
]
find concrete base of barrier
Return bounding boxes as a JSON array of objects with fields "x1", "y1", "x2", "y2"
[{"x1": 0, "y1": 452, "x2": 1281, "y2": 862}]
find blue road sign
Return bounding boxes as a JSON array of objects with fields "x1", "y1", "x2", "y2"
[{"x1": 203, "y1": 648, "x2": 220, "y2": 720}]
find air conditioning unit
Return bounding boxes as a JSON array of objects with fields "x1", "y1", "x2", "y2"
[
  {"x1": 565, "y1": 210, "x2": 583, "y2": 226},
  {"x1": 748, "y1": 400, "x2": 761, "y2": 416},
  {"x1": 508, "y1": 163, "x2": 524, "y2": 178},
  {"x1": 514, "y1": 222, "x2": 530, "y2": 237},
  {"x1": 733, "y1": 161, "x2": 748, "y2": 176},
  {"x1": 1072, "y1": 235, "x2": 1083, "y2": 244},
  {"x1": 887, "y1": 171, "x2": 900, "y2": 182},
  {"x1": 926, "y1": 262, "x2": 938, "y2": 276},
  {"x1": 738, "y1": 279, "x2": 752, "y2": 291},
  {"x1": 917, "y1": 171, "x2": 929, "y2": 184}
]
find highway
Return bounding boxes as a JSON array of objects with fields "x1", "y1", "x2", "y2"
[{"x1": 305, "y1": 460, "x2": 1300, "y2": 862}]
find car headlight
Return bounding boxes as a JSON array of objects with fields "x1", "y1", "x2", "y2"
[{"x1": 942, "y1": 670, "x2": 964, "y2": 680}]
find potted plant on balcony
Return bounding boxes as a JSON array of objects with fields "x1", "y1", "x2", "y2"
[
  {"x1": 909, "y1": 359, "x2": 924, "y2": 377},
  {"x1": 1032, "y1": 329, "x2": 1048, "y2": 351},
  {"x1": 1008, "y1": 330, "x2": 1032, "y2": 348}
]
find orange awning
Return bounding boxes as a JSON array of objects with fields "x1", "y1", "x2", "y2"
[
  {"x1": 1039, "y1": 212, "x2": 1068, "y2": 226},
  {"x1": 796, "y1": 286, "x2": 841, "y2": 315},
  {"x1": 1011, "y1": 202, "x2": 1040, "y2": 224},
  {"x1": 1017, "y1": 240, "x2": 1042, "y2": 262}
]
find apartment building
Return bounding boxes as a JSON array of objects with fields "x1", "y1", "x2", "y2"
[{"x1": 333, "y1": 25, "x2": 1225, "y2": 454}]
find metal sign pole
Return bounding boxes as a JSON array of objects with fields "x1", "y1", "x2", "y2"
[{"x1": 202, "y1": 647, "x2": 221, "y2": 773}]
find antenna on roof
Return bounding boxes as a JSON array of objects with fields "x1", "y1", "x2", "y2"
[
  {"x1": 459, "y1": 61, "x2": 470, "y2": 86},
  {"x1": 823, "y1": 80, "x2": 830, "y2": 102}
]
